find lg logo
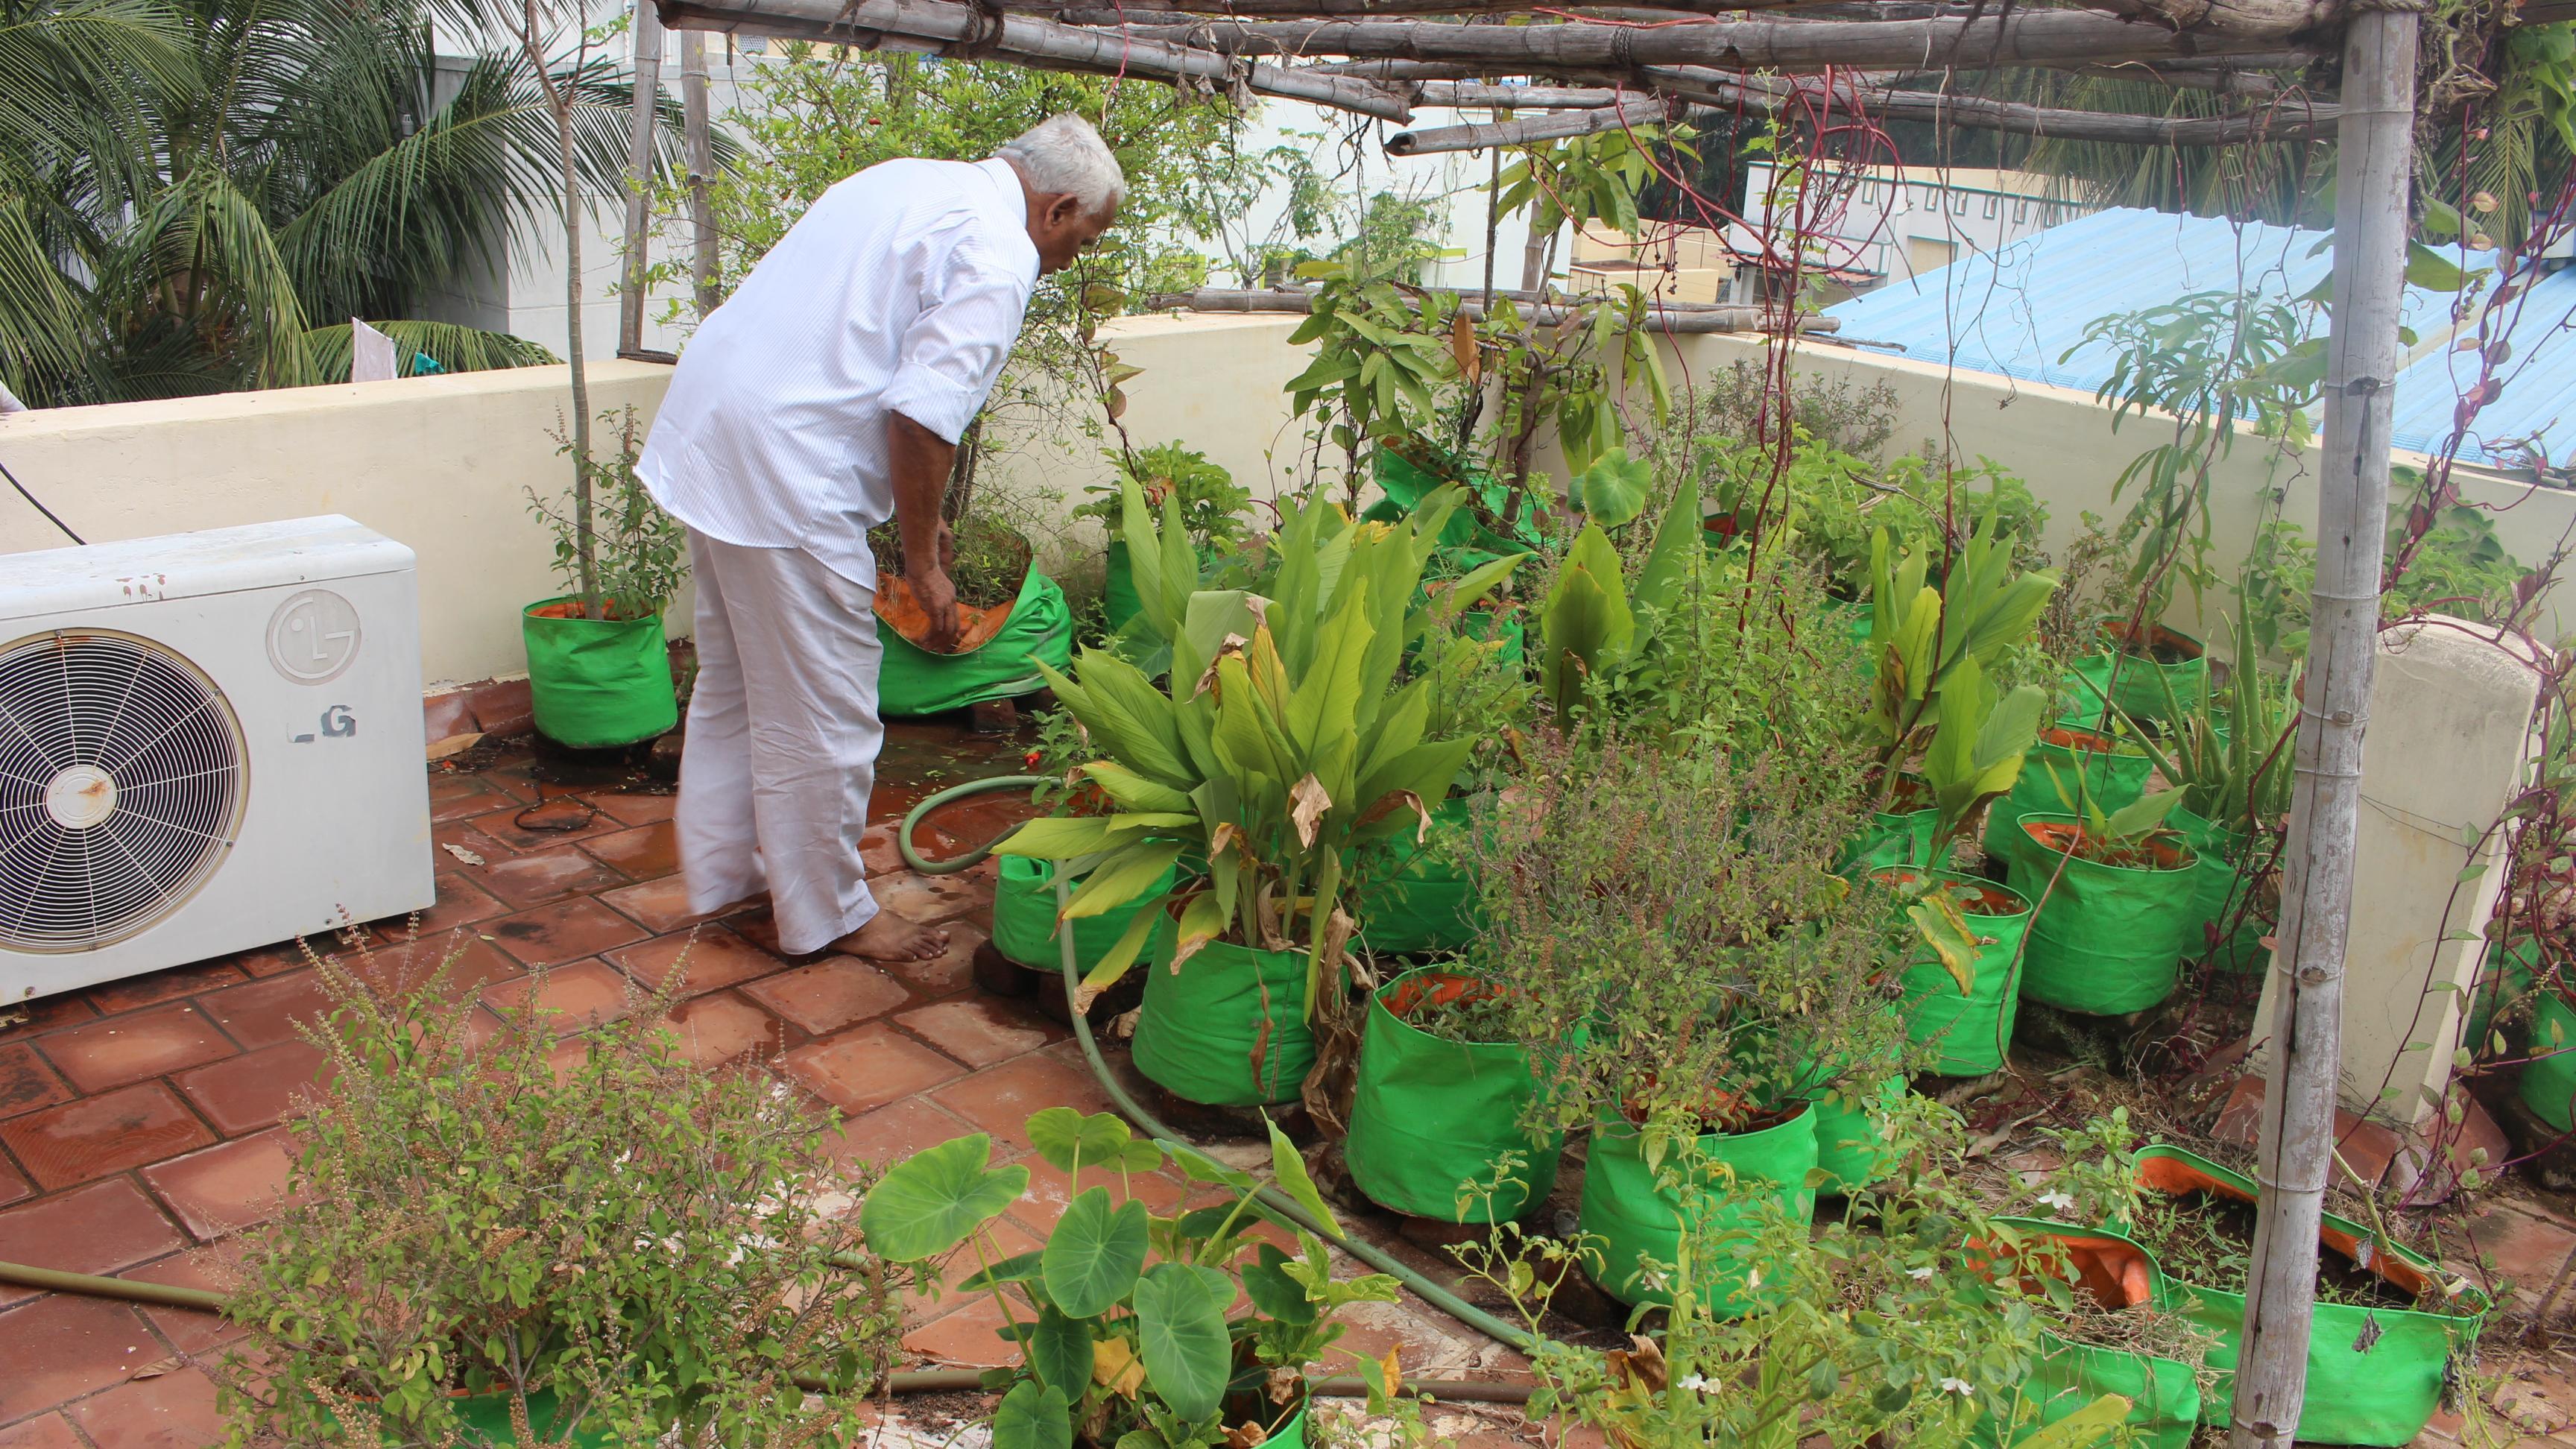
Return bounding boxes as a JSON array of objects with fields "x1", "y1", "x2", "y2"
[{"x1": 290, "y1": 705, "x2": 357, "y2": 743}]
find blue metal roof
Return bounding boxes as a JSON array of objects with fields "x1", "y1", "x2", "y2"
[
  {"x1": 1819, "y1": 206, "x2": 2516, "y2": 456},
  {"x1": 2389, "y1": 263, "x2": 2576, "y2": 467}
]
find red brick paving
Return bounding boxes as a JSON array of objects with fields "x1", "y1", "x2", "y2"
[
  {"x1": 35, "y1": 1007, "x2": 235, "y2": 1097},
  {"x1": 0, "y1": 1043, "x2": 70, "y2": 1119},
  {"x1": 1, "y1": 1085, "x2": 214, "y2": 1191},
  {"x1": 62, "y1": 1368, "x2": 224, "y2": 1449},
  {"x1": 742, "y1": 959, "x2": 911, "y2": 1036},
  {"x1": 0, "y1": 1180, "x2": 184, "y2": 1310},
  {"x1": 780, "y1": 1022, "x2": 968, "y2": 1116}
]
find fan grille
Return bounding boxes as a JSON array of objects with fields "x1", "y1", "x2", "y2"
[{"x1": 0, "y1": 630, "x2": 245, "y2": 952}]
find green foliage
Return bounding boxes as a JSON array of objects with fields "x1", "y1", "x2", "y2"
[
  {"x1": 1571, "y1": 447, "x2": 1654, "y2": 528},
  {"x1": 997, "y1": 479, "x2": 1520, "y2": 1000},
  {"x1": 1859, "y1": 521, "x2": 2059, "y2": 790},
  {"x1": 221, "y1": 942, "x2": 902, "y2": 1447},
  {"x1": 1493, "y1": 120, "x2": 1689, "y2": 240},
  {"x1": 2243, "y1": 473, "x2": 2532, "y2": 655},
  {"x1": 1075, "y1": 441, "x2": 1253, "y2": 558},
  {"x1": 1460, "y1": 1097, "x2": 2088, "y2": 1449},
  {"x1": 863, "y1": 1111, "x2": 1401, "y2": 1449},
  {"x1": 527, "y1": 406, "x2": 689, "y2": 619},
  {"x1": 1285, "y1": 261, "x2": 1460, "y2": 468},
  {"x1": 1, "y1": 0, "x2": 637, "y2": 405},
  {"x1": 2124, "y1": 599, "x2": 2294, "y2": 839}
]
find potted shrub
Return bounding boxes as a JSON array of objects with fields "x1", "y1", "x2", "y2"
[
  {"x1": 859, "y1": 1109, "x2": 1406, "y2": 1449},
  {"x1": 522, "y1": 407, "x2": 686, "y2": 749},
  {"x1": 996, "y1": 482, "x2": 1518, "y2": 1107},
  {"x1": 219, "y1": 947, "x2": 901, "y2": 1446},
  {"x1": 1983, "y1": 724, "x2": 2155, "y2": 878},
  {"x1": 1342, "y1": 966, "x2": 1566, "y2": 1222},
  {"x1": 1074, "y1": 441, "x2": 1251, "y2": 634},
  {"x1": 2009, "y1": 792, "x2": 2200, "y2": 1016}
]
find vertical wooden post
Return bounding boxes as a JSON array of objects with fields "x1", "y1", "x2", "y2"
[
  {"x1": 618, "y1": 0, "x2": 665, "y2": 356},
  {"x1": 2227, "y1": 4, "x2": 2419, "y2": 1445},
  {"x1": 681, "y1": 28, "x2": 718, "y2": 320}
]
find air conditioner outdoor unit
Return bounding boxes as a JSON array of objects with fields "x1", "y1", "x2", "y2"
[{"x1": 0, "y1": 515, "x2": 435, "y2": 1006}]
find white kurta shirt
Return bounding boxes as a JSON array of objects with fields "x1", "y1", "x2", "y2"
[{"x1": 640, "y1": 156, "x2": 1040, "y2": 590}]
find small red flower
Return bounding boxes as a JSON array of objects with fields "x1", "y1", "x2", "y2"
[{"x1": 1023, "y1": 749, "x2": 1043, "y2": 769}]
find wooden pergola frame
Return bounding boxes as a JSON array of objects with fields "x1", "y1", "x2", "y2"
[{"x1": 612, "y1": 1, "x2": 2423, "y2": 1441}]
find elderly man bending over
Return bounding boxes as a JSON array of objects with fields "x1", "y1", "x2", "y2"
[{"x1": 639, "y1": 114, "x2": 1123, "y2": 962}]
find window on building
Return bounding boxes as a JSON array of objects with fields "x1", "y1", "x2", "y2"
[
  {"x1": 1983, "y1": 195, "x2": 2000, "y2": 218},
  {"x1": 2013, "y1": 200, "x2": 2029, "y2": 223}
]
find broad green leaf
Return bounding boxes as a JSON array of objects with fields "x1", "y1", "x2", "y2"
[
  {"x1": 958, "y1": 1249, "x2": 1045, "y2": 1292},
  {"x1": 2009, "y1": 1393, "x2": 2134, "y2": 1448},
  {"x1": 1907, "y1": 893, "x2": 1981, "y2": 996},
  {"x1": 2104, "y1": 787, "x2": 2185, "y2": 842},
  {"x1": 1570, "y1": 447, "x2": 1653, "y2": 528},
  {"x1": 1081, "y1": 763, "x2": 1194, "y2": 814},
  {"x1": 861, "y1": 1134, "x2": 1029, "y2": 1261},
  {"x1": 1076, "y1": 899, "x2": 1172, "y2": 1003},
  {"x1": 1026, "y1": 1108, "x2": 1163, "y2": 1175},
  {"x1": 1043, "y1": 1188, "x2": 1151, "y2": 1317},
  {"x1": 993, "y1": 1380, "x2": 1073, "y2": 1449},
  {"x1": 1634, "y1": 471, "x2": 1705, "y2": 619},
  {"x1": 994, "y1": 816, "x2": 1118, "y2": 860},
  {"x1": 1265, "y1": 1116, "x2": 1341, "y2": 1236},
  {"x1": 1163, "y1": 1140, "x2": 1256, "y2": 1190},
  {"x1": 1028, "y1": 1309, "x2": 1095, "y2": 1400},
  {"x1": 1539, "y1": 524, "x2": 1635, "y2": 716},
  {"x1": 1131, "y1": 1263, "x2": 1231, "y2": 1421},
  {"x1": 1238, "y1": 1243, "x2": 1317, "y2": 1325},
  {"x1": 1427, "y1": 553, "x2": 1528, "y2": 623},
  {"x1": 1063, "y1": 839, "x2": 1189, "y2": 921}
]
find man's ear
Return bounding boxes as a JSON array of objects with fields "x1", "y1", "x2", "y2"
[{"x1": 1045, "y1": 192, "x2": 1085, "y2": 229}]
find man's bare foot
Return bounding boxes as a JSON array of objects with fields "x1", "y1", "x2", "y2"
[{"x1": 831, "y1": 912, "x2": 951, "y2": 962}]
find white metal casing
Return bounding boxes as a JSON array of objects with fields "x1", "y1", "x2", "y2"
[{"x1": 0, "y1": 515, "x2": 434, "y2": 1004}]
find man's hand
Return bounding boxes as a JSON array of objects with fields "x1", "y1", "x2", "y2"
[
  {"x1": 888, "y1": 413, "x2": 965, "y2": 651},
  {"x1": 909, "y1": 564, "x2": 962, "y2": 653}
]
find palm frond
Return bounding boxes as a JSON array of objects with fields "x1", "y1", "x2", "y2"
[{"x1": 299, "y1": 318, "x2": 557, "y2": 382}]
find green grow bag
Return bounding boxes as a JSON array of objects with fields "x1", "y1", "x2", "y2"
[
  {"x1": 1367, "y1": 448, "x2": 1542, "y2": 557},
  {"x1": 1839, "y1": 775, "x2": 1938, "y2": 875},
  {"x1": 1104, "y1": 539, "x2": 1143, "y2": 633},
  {"x1": 1974, "y1": 1219, "x2": 2202, "y2": 1449},
  {"x1": 1132, "y1": 940, "x2": 1316, "y2": 1106},
  {"x1": 1885, "y1": 872, "x2": 2033, "y2": 1077},
  {"x1": 2064, "y1": 622, "x2": 2209, "y2": 727},
  {"x1": 2520, "y1": 990, "x2": 2576, "y2": 1131},
  {"x1": 1458, "y1": 607, "x2": 1527, "y2": 667},
  {"x1": 523, "y1": 599, "x2": 678, "y2": 749},
  {"x1": 2466, "y1": 936, "x2": 2538, "y2": 1046},
  {"x1": 1807, "y1": 1073, "x2": 1904, "y2": 1193},
  {"x1": 2133, "y1": 1145, "x2": 2487, "y2": 1447},
  {"x1": 334, "y1": 1388, "x2": 613, "y2": 1446},
  {"x1": 1345, "y1": 969, "x2": 1564, "y2": 1222},
  {"x1": 880, "y1": 571, "x2": 1073, "y2": 718},
  {"x1": 2171, "y1": 809, "x2": 2269, "y2": 973},
  {"x1": 1983, "y1": 727, "x2": 2153, "y2": 871},
  {"x1": 2010, "y1": 815, "x2": 2198, "y2": 1016},
  {"x1": 1578, "y1": 1106, "x2": 1818, "y2": 1311},
  {"x1": 1353, "y1": 798, "x2": 1480, "y2": 957},
  {"x1": 991, "y1": 855, "x2": 1178, "y2": 976}
]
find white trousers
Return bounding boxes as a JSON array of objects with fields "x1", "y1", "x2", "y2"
[{"x1": 677, "y1": 529, "x2": 884, "y2": 954}]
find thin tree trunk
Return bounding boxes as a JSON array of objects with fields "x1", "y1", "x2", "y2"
[
  {"x1": 681, "y1": 30, "x2": 717, "y2": 319},
  {"x1": 619, "y1": 0, "x2": 663, "y2": 356},
  {"x1": 2227, "y1": 8, "x2": 2418, "y2": 1446},
  {"x1": 524, "y1": 0, "x2": 599, "y2": 616}
]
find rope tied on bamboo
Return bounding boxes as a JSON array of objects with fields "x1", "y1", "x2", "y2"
[{"x1": 954, "y1": 0, "x2": 1008, "y2": 59}]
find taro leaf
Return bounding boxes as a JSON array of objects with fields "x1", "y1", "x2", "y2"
[
  {"x1": 959, "y1": 1250, "x2": 1046, "y2": 1293},
  {"x1": 993, "y1": 1380, "x2": 1073, "y2": 1449},
  {"x1": 1239, "y1": 1243, "x2": 1317, "y2": 1325},
  {"x1": 1571, "y1": 448, "x2": 1653, "y2": 528},
  {"x1": 1264, "y1": 1116, "x2": 1342, "y2": 1237},
  {"x1": 1029, "y1": 1307, "x2": 1096, "y2": 1398},
  {"x1": 859, "y1": 1133, "x2": 1029, "y2": 1262},
  {"x1": 1131, "y1": 1263, "x2": 1231, "y2": 1421},
  {"x1": 1043, "y1": 1187, "x2": 1150, "y2": 1317},
  {"x1": 1028, "y1": 1108, "x2": 1166, "y2": 1176}
]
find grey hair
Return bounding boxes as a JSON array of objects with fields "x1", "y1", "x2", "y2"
[{"x1": 996, "y1": 113, "x2": 1126, "y2": 215}]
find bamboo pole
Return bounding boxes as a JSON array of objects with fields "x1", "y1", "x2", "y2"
[
  {"x1": 654, "y1": 0, "x2": 1413, "y2": 118},
  {"x1": 1386, "y1": 96, "x2": 1671, "y2": 151},
  {"x1": 618, "y1": 0, "x2": 665, "y2": 357},
  {"x1": 2228, "y1": 7, "x2": 2419, "y2": 1448},
  {"x1": 1413, "y1": 80, "x2": 1628, "y2": 106},
  {"x1": 680, "y1": 29, "x2": 718, "y2": 320}
]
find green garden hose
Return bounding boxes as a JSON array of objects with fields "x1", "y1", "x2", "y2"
[{"x1": 895, "y1": 775, "x2": 1537, "y2": 1355}]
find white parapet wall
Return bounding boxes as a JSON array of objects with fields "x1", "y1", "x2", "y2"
[
  {"x1": 0, "y1": 360, "x2": 678, "y2": 687},
  {"x1": 4, "y1": 316, "x2": 2569, "y2": 689}
]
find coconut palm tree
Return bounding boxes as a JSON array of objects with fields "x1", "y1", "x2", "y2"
[{"x1": 0, "y1": 0, "x2": 674, "y2": 408}]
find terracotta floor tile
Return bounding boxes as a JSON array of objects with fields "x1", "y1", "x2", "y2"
[
  {"x1": 896, "y1": 997, "x2": 1065, "y2": 1070},
  {"x1": 354, "y1": 934, "x2": 525, "y2": 1001},
  {"x1": 119, "y1": 1239, "x2": 248, "y2": 1357},
  {"x1": 929, "y1": 1051, "x2": 1117, "y2": 1153},
  {"x1": 5, "y1": 993, "x2": 98, "y2": 1035},
  {"x1": 227, "y1": 943, "x2": 312, "y2": 979},
  {"x1": 0, "y1": 1041, "x2": 70, "y2": 1119},
  {"x1": 0, "y1": 1156, "x2": 29, "y2": 1208},
  {"x1": 37, "y1": 1005, "x2": 235, "y2": 1096},
  {"x1": 173, "y1": 1041, "x2": 331, "y2": 1136},
  {"x1": 877, "y1": 928, "x2": 985, "y2": 999},
  {"x1": 663, "y1": 992, "x2": 786, "y2": 1067},
  {"x1": 70, "y1": 1364, "x2": 227, "y2": 1449},
  {"x1": 0, "y1": 1084, "x2": 215, "y2": 1192},
  {"x1": 778, "y1": 1023, "x2": 966, "y2": 1117},
  {"x1": 140, "y1": 1128, "x2": 295, "y2": 1240},
  {"x1": 429, "y1": 772, "x2": 517, "y2": 823},
  {"x1": 899, "y1": 1292, "x2": 1021, "y2": 1369},
  {"x1": 482, "y1": 960, "x2": 637, "y2": 1036},
  {"x1": 597, "y1": 875, "x2": 717, "y2": 935},
  {"x1": 581, "y1": 821, "x2": 678, "y2": 880},
  {"x1": 468, "y1": 796, "x2": 634, "y2": 853},
  {"x1": 592, "y1": 790, "x2": 679, "y2": 828},
  {"x1": 484, "y1": 899, "x2": 648, "y2": 970},
  {"x1": 0, "y1": 1292, "x2": 157, "y2": 1423},
  {"x1": 403, "y1": 873, "x2": 511, "y2": 936},
  {"x1": 869, "y1": 871, "x2": 990, "y2": 926},
  {"x1": 0, "y1": 1178, "x2": 187, "y2": 1310},
  {"x1": 196, "y1": 972, "x2": 332, "y2": 1052},
  {"x1": 607, "y1": 929, "x2": 786, "y2": 997},
  {"x1": 1008, "y1": 1158, "x2": 1187, "y2": 1235},
  {"x1": 818, "y1": 1097, "x2": 982, "y2": 1169},
  {"x1": 432, "y1": 817, "x2": 518, "y2": 869},
  {"x1": 742, "y1": 960, "x2": 910, "y2": 1037},
  {"x1": 2463, "y1": 1202, "x2": 2576, "y2": 1295},
  {"x1": 0, "y1": 1412, "x2": 86, "y2": 1449},
  {"x1": 78, "y1": 960, "x2": 250, "y2": 1018},
  {"x1": 476, "y1": 845, "x2": 630, "y2": 909}
]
